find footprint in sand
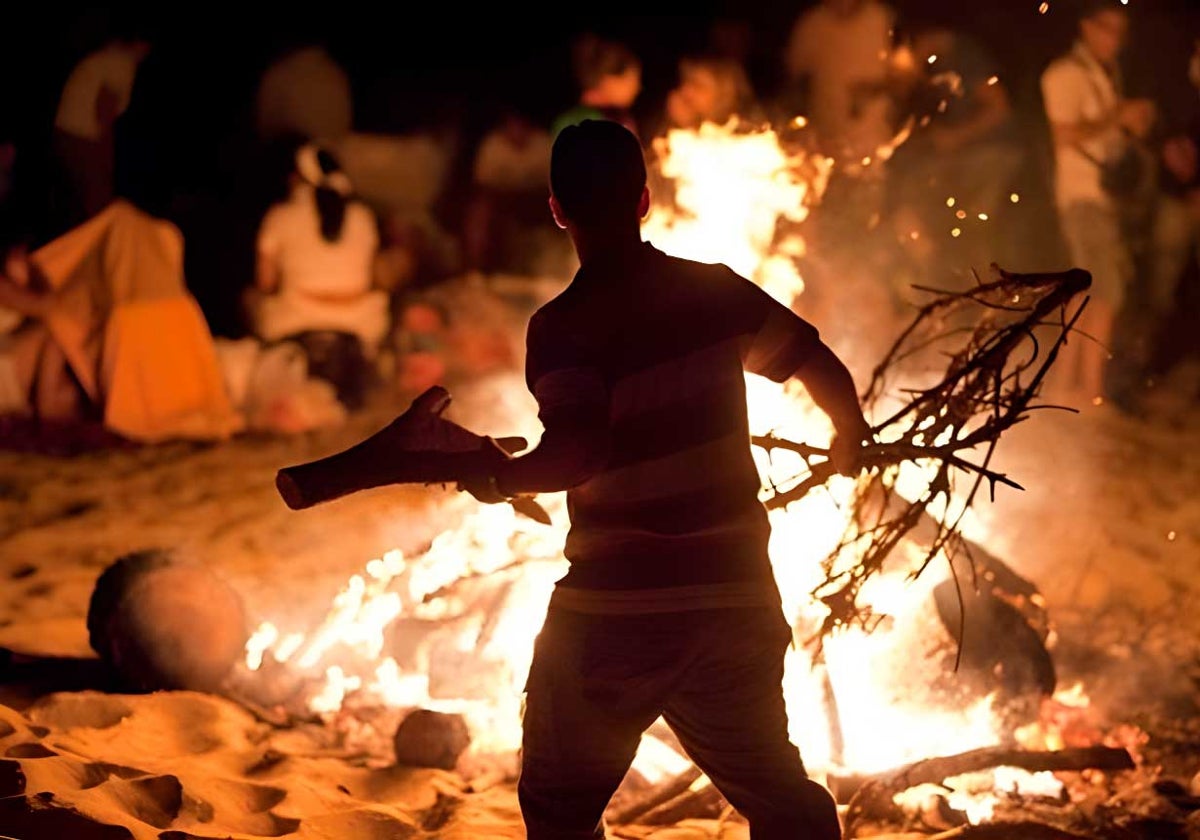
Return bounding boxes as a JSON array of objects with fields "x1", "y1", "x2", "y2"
[
  {"x1": 5, "y1": 742, "x2": 58, "y2": 758},
  {"x1": 158, "y1": 810, "x2": 301, "y2": 839},
  {"x1": 93, "y1": 774, "x2": 183, "y2": 830},
  {"x1": 25, "y1": 692, "x2": 133, "y2": 730},
  {"x1": 203, "y1": 777, "x2": 288, "y2": 813},
  {"x1": 304, "y1": 808, "x2": 421, "y2": 840}
]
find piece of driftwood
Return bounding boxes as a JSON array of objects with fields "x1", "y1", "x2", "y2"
[
  {"x1": 845, "y1": 745, "x2": 1134, "y2": 831},
  {"x1": 275, "y1": 385, "x2": 549, "y2": 523},
  {"x1": 86, "y1": 549, "x2": 248, "y2": 692},
  {"x1": 607, "y1": 767, "x2": 704, "y2": 825}
]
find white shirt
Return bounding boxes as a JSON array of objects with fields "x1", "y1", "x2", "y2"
[
  {"x1": 256, "y1": 186, "x2": 388, "y2": 346},
  {"x1": 784, "y1": 1, "x2": 896, "y2": 161},
  {"x1": 54, "y1": 43, "x2": 144, "y2": 141},
  {"x1": 1041, "y1": 42, "x2": 1126, "y2": 209}
]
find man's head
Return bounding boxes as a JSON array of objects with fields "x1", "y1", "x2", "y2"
[
  {"x1": 549, "y1": 120, "x2": 648, "y2": 231},
  {"x1": 1079, "y1": 0, "x2": 1129, "y2": 65}
]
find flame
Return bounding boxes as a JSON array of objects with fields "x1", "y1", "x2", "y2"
[{"x1": 245, "y1": 119, "x2": 1083, "y2": 813}]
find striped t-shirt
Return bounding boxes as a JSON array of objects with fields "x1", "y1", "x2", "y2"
[{"x1": 526, "y1": 242, "x2": 820, "y2": 613}]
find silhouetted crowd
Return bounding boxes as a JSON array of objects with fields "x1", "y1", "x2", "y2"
[{"x1": 1, "y1": 1, "x2": 1196, "y2": 442}]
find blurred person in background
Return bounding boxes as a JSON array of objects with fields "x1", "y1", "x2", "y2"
[
  {"x1": 52, "y1": 29, "x2": 150, "y2": 227},
  {"x1": 1041, "y1": 0, "x2": 1157, "y2": 407},
  {"x1": 551, "y1": 34, "x2": 642, "y2": 139},
  {"x1": 1123, "y1": 33, "x2": 1200, "y2": 405},
  {"x1": 888, "y1": 19, "x2": 1024, "y2": 286},
  {"x1": 463, "y1": 106, "x2": 555, "y2": 275},
  {"x1": 251, "y1": 144, "x2": 386, "y2": 410},
  {"x1": 256, "y1": 44, "x2": 353, "y2": 144},
  {"x1": 783, "y1": 0, "x2": 897, "y2": 169},
  {"x1": 661, "y1": 54, "x2": 759, "y2": 133}
]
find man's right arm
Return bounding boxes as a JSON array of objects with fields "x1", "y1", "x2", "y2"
[
  {"x1": 791, "y1": 341, "x2": 872, "y2": 474},
  {"x1": 735, "y1": 274, "x2": 871, "y2": 472}
]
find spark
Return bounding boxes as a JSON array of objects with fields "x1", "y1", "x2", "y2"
[
  {"x1": 987, "y1": 75, "x2": 999, "y2": 86},
  {"x1": 1010, "y1": 192, "x2": 1020, "y2": 203},
  {"x1": 946, "y1": 197, "x2": 956, "y2": 207},
  {"x1": 862, "y1": 156, "x2": 872, "y2": 166},
  {"x1": 1038, "y1": 1, "x2": 1050, "y2": 13},
  {"x1": 951, "y1": 227, "x2": 962, "y2": 237},
  {"x1": 956, "y1": 210, "x2": 967, "y2": 219},
  {"x1": 978, "y1": 213, "x2": 989, "y2": 221},
  {"x1": 927, "y1": 54, "x2": 938, "y2": 64},
  {"x1": 1092, "y1": 396, "x2": 1104, "y2": 406},
  {"x1": 1168, "y1": 531, "x2": 1177, "y2": 541},
  {"x1": 792, "y1": 115, "x2": 808, "y2": 128}
]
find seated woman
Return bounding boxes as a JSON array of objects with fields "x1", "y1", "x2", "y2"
[{"x1": 252, "y1": 144, "x2": 386, "y2": 409}]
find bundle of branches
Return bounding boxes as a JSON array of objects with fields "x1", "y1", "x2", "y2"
[{"x1": 754, "y1": 266, "x2": 1092, "y2": 641}]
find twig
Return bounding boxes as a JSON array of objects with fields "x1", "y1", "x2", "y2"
[{"x1": 755, "y1": 266, "x2": 1092, "y2": 640}]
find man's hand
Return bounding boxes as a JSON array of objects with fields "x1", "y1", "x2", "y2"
[
  {"x1": 829, "y1": 419, "x2": 873, "y2": 476},
  {"x1": 457, "y1": 472, "x2": 509, "y2": 505},
  {"x1": 1116, "y1": 98, "x2": 1156, "y2": 139}
]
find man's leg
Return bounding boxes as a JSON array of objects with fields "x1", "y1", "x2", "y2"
[
  {"x1": 519, "y1": 609, "x2": 679, "y2": 840},
  {"x1": 662, "y1": 609, "x2": 841, "y2": 840}
]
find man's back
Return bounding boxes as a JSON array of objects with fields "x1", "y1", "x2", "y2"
[{"x1": 525, "y1": 242, "x2": 819, "y2": 610}]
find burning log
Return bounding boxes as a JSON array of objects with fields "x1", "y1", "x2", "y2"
[
  {"x1": 844, "y1": 744, "x2": 1134, "y2": 834},
  {"x1": 635, "y1": 781, "x2": 726, "y2": 825},
  {"x1": 606, "y1": 767, "x2": 704, "y2": 826},
  {"x1": 868, "y1": 826, "x2": 1094, "y2": 840},
  {"x1": 86, "y1": 549, "x2": 248, "y2": 692}
]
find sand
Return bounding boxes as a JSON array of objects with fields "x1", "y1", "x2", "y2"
[{"x1": 0, "y1": 303, "x2": 1198, "y2": 837}]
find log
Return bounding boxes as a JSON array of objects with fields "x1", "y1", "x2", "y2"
[
  {"x1": 86, "y1": 549, "x2": 248, "y2": 692},
  {"x1": 275, "y1": 385, "x2": 534, "y2": 513},
  {"x1": 846, "y1": 745, "x2": 1134, "y2": 830},
  {"x1": 606, "y1": 767, "x2": 703, "y2": 825},
  {"x1": 636, "y1": 781, "x2": 725, "y2": 825},
  {"x1": 919, "y1": 824, "x2": 1095, "y2": 840}
]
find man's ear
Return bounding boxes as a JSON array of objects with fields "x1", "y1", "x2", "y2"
[
  {"x1": 549, "y1": 195, "x2": 568, "y2": 230},
  {"x1": 638, "y1": 186, "x2": 651, "y2": 219}
]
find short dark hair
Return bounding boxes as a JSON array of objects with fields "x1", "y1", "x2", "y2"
[{"x1": 550, "y1": 120, "x2": 646, "y2": 227}]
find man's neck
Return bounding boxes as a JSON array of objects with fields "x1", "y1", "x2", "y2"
[{"x1": 571, "y1": 224, "x2": 644, "y2": 265}]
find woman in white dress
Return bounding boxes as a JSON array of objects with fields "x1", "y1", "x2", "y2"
[{"x1": 253, "y1": 144, "x2": 386, "y2": 408}]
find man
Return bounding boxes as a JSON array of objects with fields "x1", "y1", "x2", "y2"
[
  {"x1": 783, "y1": 0, "x2": 897, "y2": 168},
  {"x1": 888, "y1": 20, "x2": 1023, "y2": 283},
  {"x1": 461, "y1": 120, "x2": 867, "y2": 839},
  {"x1": 1041, "y1": 0, "x2": 1156, "y2": 405}
]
